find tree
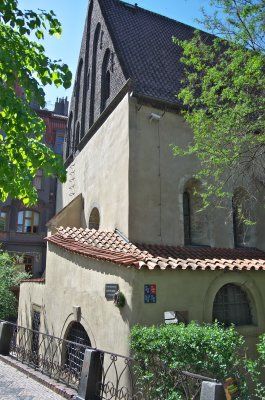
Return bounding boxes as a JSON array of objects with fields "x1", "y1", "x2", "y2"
[
  {"x1": 172, "y1": 0, "x2": 265, "y2": 212},
  {"x1": 0, "y1": 1, "x2": 72, "y2": 205},
  {"x1": 0, "y1": 250, "x2": 29, "y2": 320}
]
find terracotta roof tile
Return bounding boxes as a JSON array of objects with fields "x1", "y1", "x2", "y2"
[
  {"x1": 21, "y1": 278, "x2": 46, "y2": 284},
  {"x1": 46, "y1": 227, "x2": 265, "y2": 272}
]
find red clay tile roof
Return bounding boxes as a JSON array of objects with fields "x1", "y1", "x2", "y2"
[
  {"x1": 21, "y1": 278, "x2": 46, "y2": 284},
  {"x1": 47, "y1": 227, "x2": 265, "y2": 272}
]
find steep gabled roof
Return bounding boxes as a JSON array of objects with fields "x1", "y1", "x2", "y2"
[
  {"x1": 47, "y1": 227, "x2": 265, "y2": 271},
  {"x1": 99, "y1": 0, "x2": 212, "y2": 105}
]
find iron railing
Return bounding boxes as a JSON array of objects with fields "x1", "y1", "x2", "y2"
[
  {"x1": 7, "y1": 321, "x2": 88, "y2": 389},
  {"x1": 0, "y1": 321, "x2": 219, "y2": 399},
  {"x1": 132, "y1": 359, "x2": 219, "y2": 400},
  {"x1": 98, "y1": 350, "x2": 144, "y2": 400}
]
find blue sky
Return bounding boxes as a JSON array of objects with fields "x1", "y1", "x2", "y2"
[{"x1": 18, "y1": 0, "x2": 210, "y2": 109}]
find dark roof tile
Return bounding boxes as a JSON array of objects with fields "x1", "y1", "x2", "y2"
[{"x1": 99, "y1": 0, "x2": 213, "y2": 105}]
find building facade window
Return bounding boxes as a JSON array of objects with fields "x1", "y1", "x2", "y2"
[
  {"x1": 17, "y1": 211, "x2": 40, "y2": 233},
  {"x1": 75, "y1": 122, "x2": 80, "y2": 150},
  {"x1": 182, "y1": 180, "x2": 209, "y2": 246},
  {"x1": 65, "y1": 322, "x2": 91, "y2": 373},
  {"x1": 66, "y1": 111, "x2": 73, "y2": 159},
  {"x1": 232, "y1": 188, "x2": 249, "y2": 247},
  {"x1": 33, "y1": 170, "x2": 43, "y2": 190},
  {"x1": 0, "y1": 211, "x2": 7, "y2": 231},
  {"x1": 89, "y1": 207, "x2": 100, "y2": 230},
  {"x1": 212, "y1": 283, "x2": 252, "y2": 326},
  {"x1": 24, "y1": 255, "x2": 34, "y2": 274},
  {"x1": 100, "y1": 49, "x2": 111, "y2": 113},
  {"x1": 89, "y1": 23, "x2": 101, "y2": 127},
  {"x1": 54, "y1": 130, "x2": 65, "y2": 155},
  {"x1": 183, "y1": 191, "x2": 191, "y2": 245},
  {"x1": 31, "y1": 309, "x2": 41, "y2": 355}
]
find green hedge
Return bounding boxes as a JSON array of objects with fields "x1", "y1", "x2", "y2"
[{"x1": 130, "y1": 322, "x2": 248, "y2": 399}]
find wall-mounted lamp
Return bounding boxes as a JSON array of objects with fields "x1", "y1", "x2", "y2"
[{"x1": 149, "y1": 112, "x2": 161, "y2": 122}]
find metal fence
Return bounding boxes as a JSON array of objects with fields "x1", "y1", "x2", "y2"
[
  {"x1": 0, "y1": 321, "x2": 222, "y2": 400},
  {"x1": 7, "y1": 321, "x2": 87, "y2": 388},
  {"x1": 98, "y1": 350, "x2": 144, "y2": 400}
]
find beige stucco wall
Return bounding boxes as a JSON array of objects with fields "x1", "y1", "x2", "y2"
[
  {"x1": 128, "y1": 99, "x2": 265, "y2": 248},
  {"x1": 57, "y1": 93, "x2": 130, "y2": 236},
  {"x1": 19, "y1": 245, "x2": 265, "y2": 358},
  {"x1": 19, "y1": 243, "x2": 136, "y2": 355}
]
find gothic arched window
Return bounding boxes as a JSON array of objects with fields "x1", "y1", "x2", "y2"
[
  {"x1": 213, "y1": 284, "x2": 252, "y2": 326},
  {"x1": 75, "y1": 122, "x2": 80, "y2": 151},
  {"x1": 183, "y1": 191, "x2": 191, "y2": 245},
  {"x1": 89, "y1": 23, "x2": 101, "y2": 127},
  {"x1": 89, "y1": 207, "x2": 100, "y2": 230},
  {"x1": 100, "y1": 49, "x2": 111, "y2": 113},
  {"x1": 75, "y1": 58, "x2": 83, "y2": 118},
  {"x1": 183, "y1": 180, "x2": 209, "y2": 246},
  {"x1": 232, "y1": 188, "x2": 249, "y2": 247}
]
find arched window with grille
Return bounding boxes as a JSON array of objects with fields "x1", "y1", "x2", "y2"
[
  {"x1": 212, "y1": 284, "x2": 252, "y2": 326},
  {"x1": 100, "y1": 49, "x2": 111, "y2": 113},
  {"x1": 89, "y1": 23, "x2": 101, "y2": 127},
  {"x1": 64, "y1": 322, "x2": 91, "y2": 374}
]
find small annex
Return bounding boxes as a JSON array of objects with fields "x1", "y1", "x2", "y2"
[
  {"x1": 19, "y1": 0, "x2": 265, "y2": 360},
  {"x1": 19, "y1": 224, "x2": 265, "y2": 357}
]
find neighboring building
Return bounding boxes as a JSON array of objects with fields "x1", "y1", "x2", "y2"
[
  {"x1": 19, "y1": 0, "x2": 265, "y2": 360},
  {"x1": 0, "y1": 98, "x2": 68, "y2": 277}
]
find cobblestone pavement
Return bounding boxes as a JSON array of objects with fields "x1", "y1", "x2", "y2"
[{"x1": 0, "y1": 359, "x2": 66, "y2": 400}]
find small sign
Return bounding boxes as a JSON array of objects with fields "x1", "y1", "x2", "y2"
[
  {"x1": 105, "y1": 284, "x2": 119, "y2": 300},
  {"x1": 164, "y1": 311, "x2": 178, "y2": 324},
  {"x1": 144, "y1": 284, "x2": 156, "y2": 303}
]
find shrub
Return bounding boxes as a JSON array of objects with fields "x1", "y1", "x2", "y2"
[
  {"x1": 246, "y1": 333, "x2": 265, "y2": 398},
  {"x1": 0, "y1": 250, "x2": 29, "y2": 320},
  {"x1": 130, "y1": 322, "x2": 247, "y2": 399}
]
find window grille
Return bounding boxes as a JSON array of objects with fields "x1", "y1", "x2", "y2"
[
  {"x1": 213, "y1": 284, "x2": 252, "y2": 326},
  {"x1": 32, "y1": 310, "x2": 40, "y2": 358},
  {"x1": 65, "y1": 322, "x2": 91, "y2": 372}
]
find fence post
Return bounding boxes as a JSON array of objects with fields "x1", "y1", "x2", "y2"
[
  {"x1": 0, "y1": 322, "x2": 14, "y2": 355},
  {"x1": 200, "y1": 381, "x2": 226, "y2": 400},
  {"x1": 76, "y1": 349, "x2": 103, "y2": 400}
]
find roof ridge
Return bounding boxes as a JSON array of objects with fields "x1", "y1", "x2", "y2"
[{"x1": 117, "y1": 0, "x2": 213, "y2": 38}]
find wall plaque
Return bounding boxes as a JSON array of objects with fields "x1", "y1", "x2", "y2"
[
  {"x1": 105, "y1": 284, "x2": 119, "y2": 300},
  {"x1": 144, "y1": 284, "x2": 156, "y2": 303}
]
